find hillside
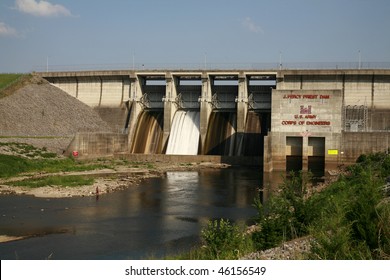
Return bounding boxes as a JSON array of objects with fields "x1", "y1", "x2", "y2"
[{"x1": 0, "y1": 75, "x2": 114, "y2": 153}]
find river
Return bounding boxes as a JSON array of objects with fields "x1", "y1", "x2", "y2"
[{"x1": 0, "y1": 168, "x2": 263, "y2": 259}]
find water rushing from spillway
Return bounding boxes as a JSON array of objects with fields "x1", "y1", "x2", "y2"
[
  {"x1": 131, "y1": 111, "x2": 163, "y2": 154},
  {"x1": 166, "y1": 110, "x2": 200, "y2": 155},
  {"x1": 204, "y1": 112, "x2": 237, "y2": 156}
]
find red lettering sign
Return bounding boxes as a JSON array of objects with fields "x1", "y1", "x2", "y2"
[
  {"x1": 306, "y1": 121, "x2": 330, "y2": 126},
  {"x1": 303, "y1": 95, "x2": 318, "y2": 99},
  {"x1": 300, "y1": 105, "x2": 312, "y2": 114},
  {"x1": 281, "y1": 120, "x2": 297, "y2": 125}
]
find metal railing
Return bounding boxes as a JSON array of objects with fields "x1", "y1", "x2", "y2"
[{"x1": 34, "y1": 61, "x2": 390, "y2": 72}]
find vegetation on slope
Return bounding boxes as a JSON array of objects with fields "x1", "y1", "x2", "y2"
[
  {"x1": 0, "y1": 142, "x2": 108, "y2": 179},
  {"x1": 8, "y1": 175, "x2": 94, "y2": 188},
  {"x1": 177, "y1": 151, "x2": 390, "y2": 260},
  {"x1": 307, "y1": 153, "x2": 390, "y2": 259},
  {"x1": 0, "y1": 153, "x2": 107, "y2": 179},
  {"x1": 0, "y1": 74, "x2": 30, "y2": 98}
]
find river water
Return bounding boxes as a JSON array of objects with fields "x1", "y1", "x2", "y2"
[{"x1": 0, "y1": 168, "x2": 262, "y2": 260}]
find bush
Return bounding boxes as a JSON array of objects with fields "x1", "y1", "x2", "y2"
[
  {"x1": 200, "y1": 219, "x2": 252, "y2": 259},
  {"x1": 251, "y1": 152, "x2": 390, "y2": 259},
  {"x1": 252, "y1": 171, "x2": 312, "y2": 251},
  {"x1": 308, "y1": 152, "x2": 390, "y2": 259}
]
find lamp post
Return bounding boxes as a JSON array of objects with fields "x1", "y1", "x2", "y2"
[{"x1": 358, "y1": 50, "x2": 361, "y2": 69}]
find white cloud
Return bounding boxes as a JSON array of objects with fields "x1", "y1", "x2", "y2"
[
  {"x1": 242, "y1": 17, "x2": 264, "y2": 34},
  {"x1": 0, "y1": 22, "x2": 18, "y2": 37},
  {"x1": 15, "y1": 0, "x2": 71, "y2": 17}
]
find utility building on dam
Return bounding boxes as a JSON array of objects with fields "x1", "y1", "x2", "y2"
[{"x1": 40, "y1": 68, "x2": 390, "y2": 174}]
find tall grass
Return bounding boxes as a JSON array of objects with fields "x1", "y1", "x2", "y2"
[
  {"x1": 0, "y1": 154, "x2": 107, "y2": 178},
  {"x1": 0, "y1": 74, "x2": 23, "y2": 90},
  {"x1": 308, "y1": 152, "x2": 390, "y2": 259},
  {"x1": 0, "y1": 73, "x2": 30, "y2": 98},
  {"x1": 171, "y1": 219, "x2": 254, "y2": 260},
  {"x1": 8, "y1": 175, "x2": 94, "y2": 188}
]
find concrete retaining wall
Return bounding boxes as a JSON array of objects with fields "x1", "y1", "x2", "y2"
[
  {"x1": 115, "y1": 153, "x2": 262, "y2": 166},
  {"x1": 341, "y1": 132, "x2": 390, "y2": 164},
  {"x1": 93, "y1": 107, "x2": 129, "y2": 132},
  {"x1": 66, "y1": 132, "x2": 128, "y2": 158}
]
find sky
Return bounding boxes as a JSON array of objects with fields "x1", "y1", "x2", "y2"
[{"x1": 1, "y1": 0, "x2": 390, "y2": 72}]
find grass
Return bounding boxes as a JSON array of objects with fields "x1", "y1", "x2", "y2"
[
  {"x1": 0, "y1": 142, "x2": 114, "y2": 179},
  {"x1": 0, "y1": 73, "x2": 31, "y2": 98},
  {"x1": 169, "y1": 219, "x2": 255, "y2": 260},
  {"x1": 306, "y1": 153, "x2": 390, "y2": 259},
  {"x1": 0, "y1": 143, "x2": 157, "y2": 179},
  {"x1": 0, "y1": 142, "x2": 57, "y2": 158},
  {"x1": 8, "y1": 175, "x2": 95, "y2": 188},
  {"x1": 0, "y1": 74, "x2": 23, "y2": 90},
  {"x1": 0, "y1": 154, "x2": 110, "y2": 178}
]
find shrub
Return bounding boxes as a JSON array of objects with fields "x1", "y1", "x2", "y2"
[
  {"x1": 309, "y1": 152, "x2": 390, "y2": 259},
  {"x1": 200, "y1": 219, "x2": 252, "y2": 259},
  {"x1": 252, "y1": 171, "x2": 312, "y2": 251}
]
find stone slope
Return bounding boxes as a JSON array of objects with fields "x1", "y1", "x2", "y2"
[
  {"x1": 0, "y1": 76, "x2": 113, "y2": 153},
  {"x1": 0, "y1": 78, "x2": 112, "y2": 136}
]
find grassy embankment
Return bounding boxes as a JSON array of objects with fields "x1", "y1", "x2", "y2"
[
  {"x1": 0, "y1": 143, "x2": 102, "y2": 187},
  {"x1": 0, "y1": 73, "x2": 30, "y2": 98},
  {"x1": 0, "y1": 142, "x2": 156, "y2": 188},
  {"x1": 0, "y1": 142, "x2": 113, "y2": 187},
  {"x1": 172, "y1": 152, "x2": 390, "y2": 260},
  {"x1": 0, "y1": 75, "x2": 94, "y2": 187}
]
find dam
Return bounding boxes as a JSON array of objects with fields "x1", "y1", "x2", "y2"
[{"x1": 39, "y1": 68, "x2": 390, "y2": 174}]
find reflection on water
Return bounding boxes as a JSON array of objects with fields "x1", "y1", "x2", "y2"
[{"x1": 0, "y1": 168, "x2": 261, "y2": 260}]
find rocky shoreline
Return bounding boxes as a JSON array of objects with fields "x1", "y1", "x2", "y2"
[
  {"x1": 241, "y1": 236, "x2": 313, "y2": 260},
  {"x1": 0, "y1": 162, "x2": 230, "y2": 199}
]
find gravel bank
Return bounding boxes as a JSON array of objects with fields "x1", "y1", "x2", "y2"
[
  {"x1": 241, "y1": 236, "x2": 313, "y2": 260},
  {"x1": 0, "y1": 76, "x2": 113, "y2": 153}
]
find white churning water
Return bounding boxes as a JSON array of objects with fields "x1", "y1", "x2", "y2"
[{"x1": 166, "y1": 110, "x2": 200, "y2": 155}]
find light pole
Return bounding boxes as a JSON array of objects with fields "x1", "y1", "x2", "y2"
[
  {"x1": 279, "y1": 51, "x2": 282, "y2": 70},
  {"x1": 358, "y1": 50, "x2": 361, "y2": 69}
]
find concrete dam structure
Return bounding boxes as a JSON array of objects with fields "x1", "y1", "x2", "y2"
[{"x1": 40, "y1": 68, "x2": 390, "y2": 173}]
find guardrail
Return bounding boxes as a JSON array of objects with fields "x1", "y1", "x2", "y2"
[{"x1": 34, "y1": 61, "x2": 390, "y2": 72}]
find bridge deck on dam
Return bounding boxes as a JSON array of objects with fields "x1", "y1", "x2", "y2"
[{"x1": 38, "y1": 69, "x2": 390, "y2": 173}]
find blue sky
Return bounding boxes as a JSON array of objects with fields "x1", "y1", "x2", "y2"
[{"x1": 1, "y1": 0, "x2": 390, "y2": 72}]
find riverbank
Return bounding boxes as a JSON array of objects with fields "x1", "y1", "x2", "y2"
[
  {"x1": 0, "y1": 161, "x2": 230, "y2": 198},
  {"x1": 0, "y1": 159, "x2": 231, "y2": 244}
]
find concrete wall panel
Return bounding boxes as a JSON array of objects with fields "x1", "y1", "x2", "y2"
[
  {"x1": 301, "y1": 75, "x2": 343, "y2": 90},
  {"x1": 344, "y1": 75, "x2": 372, "y2": 106},
  {"x1": 53, "y1": 78, "x2": 77, "y2": 98},
  {"x1": 77, "y1": 77, "x2": 101, "y2": 107},
  {"x1": 374, "y1": 76, "x2": 390, "y2": 109},
  {"x1": 101, "y1": 78, "x2": 123, "y2": 107}
]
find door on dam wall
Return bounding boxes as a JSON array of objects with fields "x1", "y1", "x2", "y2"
[
  {"x1": 286, "y1": 136, "x2": 303, "y2": 172},
  {"x1": 308, "y1": 137, "x2": 325, "y2": 177}
]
